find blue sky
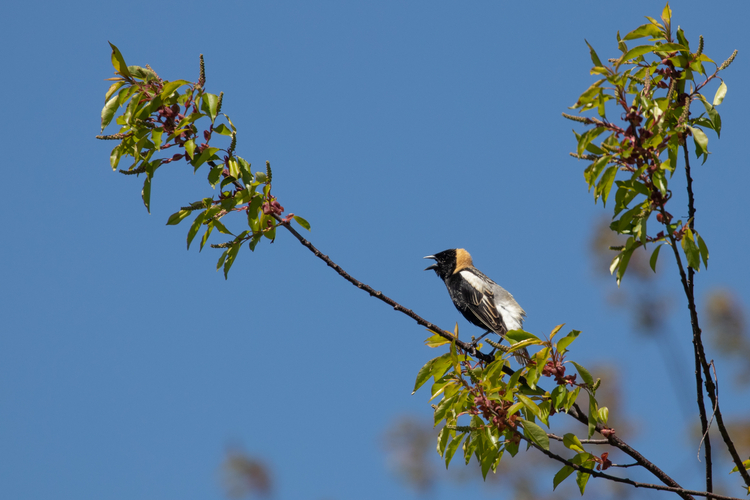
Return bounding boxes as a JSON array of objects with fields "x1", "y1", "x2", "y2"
[{"x1": 2, "y1": 1, "x2": 750, "y2": 499}]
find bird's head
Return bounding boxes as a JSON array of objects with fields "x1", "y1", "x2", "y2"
[{"x1": 424, "y1": 248, "x2": 473, "y2": 280}]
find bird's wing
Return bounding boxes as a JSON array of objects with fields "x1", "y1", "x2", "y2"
[{"x1": 458, "y1": 270, "x2": 508, "y2": 335}]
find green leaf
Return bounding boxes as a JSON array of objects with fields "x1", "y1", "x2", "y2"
[
  {"x1": 649, "y1": 244, "x2": 662, "y2": 272},
  {"x1": 208, "y1": 163, "x2": 223, "y2": 188},
  {"x1": 584, "y1": 40, "x2": 603, "y2": 67},
  {"x1": 223, "y1": 242, "x2": 241, "y2": 279},
  {"x1": 187, "y1": 211, "x2": 207, "y2": 250},
  {"x1": 104, "y1": 81, "x2": 126, "y2": 103},
  {"x1": 201, "y1": 92, "x2": 220, "y2": 122},
  {"x1": 623, "y1": 23, "x2": 664, "y2": 41},
  {"x1": 517, "y1": 394, "x2": 545, "y2": 424},
  {"x1": 444, "y1": 433, "x2": 465, "y2": 468},
  {"x1": 687, "y1": 126, "x2": 709, "y2": 158},
  {"x1": 553, "y1": 465, "x2": 575, "y2": 490},
  {"x1": 563, "y1": 433, "x2": 586, "y2": 453},
  {"x1": 729, "y1": 458, "x2": 750, "y2": 474},
  {"x1": 596, "y1": 166, "x2": 618, "y2": 206},
  {"x1": 192, "y1": 147, "x2": 220, "y2": 171},
  {"x1": 556, "y1": 330, "x2": 580, "y2": 353},
  {"x1": 519, "y1": 419, "x2": 549, "y2": 451},
  {"x1": 681, "y1": 228, "x2": 701, "y2": 270},
  {"x1": 293, "y1": 215, "x2": 311, "y2": 231},
  {"x1": 160, "y1": 80, "x2": 190, "y2": 100},
  {"x1": 504, "y1": 330, "x2": 539, "y2": 343},
  {"x1": 151, "y1": 128, "x2": 164, "y2": 150},
  {"x1": 214, "y1": 123, "x2": 232, "y2": 136},
  {"x1": 620, "y1": 45, "x2": 656, "y2": 63},
  {"x1": 413, "y1": 353, "x2": 452, "y2": 394},
  {"x1": 216, "y1": 249, "x2": 229, "y2": 271},
  {"x1": 108, "y1": 42, "x2": 131, "y2": 78},
  {"x1": 166, "y1": 209, "x2": 191, "y2": 226},
  {"x1": 698, "y1": 96, "x2": 722, "y2": 138},
  {"x1": 696, "y1": 231, "x2": 709, "y2": 269},
  {"x1": 570, "y1": 361, "x2": 594, "y2": 387},
  {"x1": 661, "y1": 2, "x2": 672, "y2": 25},
  {"x1": 184, "y1": 139, "x2": 196, "y2": 159},
  {"x1": 713, "y1": 81, "x2": 727, "y2": 106},
  {"x1": 576, "y1": 471, "x2": 591, "y2": 495},
  {"x1": 100, "y1": 94, "x2": 120, "y2": 132},
  {"x1": 141, "y1": 176, "x2": 151, "y2": 213}
]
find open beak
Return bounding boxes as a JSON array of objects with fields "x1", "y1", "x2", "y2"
[{"x1": 423, "y1": 255, "x2": 438, "y2": 271}]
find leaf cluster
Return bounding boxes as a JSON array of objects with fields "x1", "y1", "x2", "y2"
[
  {"x1": 414, "y1": 325, "x2": 611, "y2": 493},
  {"x1": 99, "y1": 43, "x2": 310, "y2": 278},
  {"x1": 566, "y1": 4, "x2": 735, "y2": 284}
]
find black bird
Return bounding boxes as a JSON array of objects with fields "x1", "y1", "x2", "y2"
[{"x1": 424, "y1": 248, "x2": 529, "y2": 363}]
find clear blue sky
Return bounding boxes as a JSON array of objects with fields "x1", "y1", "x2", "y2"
[{"x1": 2, "y1": 1, "x2": 749, "y2": 499}]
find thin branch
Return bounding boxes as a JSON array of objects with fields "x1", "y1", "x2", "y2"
[
  {"x1": 277, "y1": 218, "x2": 693, "y2": 498},
  {"x1": 547, "y1": 433, "x2": 609, "y2": 445},
  {"x1": 674, "y1": 141, "x2": 750, "y2": 487},
  {"x1": 517, "y1": 430, "x2": 742, "y2": 500},
  {"x1": 567, "y1": 403, "x2": 692, "y2": 499}
]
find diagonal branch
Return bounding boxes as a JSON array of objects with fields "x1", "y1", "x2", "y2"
[
  {"x1": 277, "y1": 219, "x2": 693, "y2": 498},
  {"x1": 517, "y1": 430, "x2": 742, "y2": 500}
]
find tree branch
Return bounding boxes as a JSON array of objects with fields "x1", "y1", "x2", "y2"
[
  {"x1": 278, "y1": 219, "x2": 694, "y2": 498},
  {"x1": 518, "y1": 430, "x2": 743, "y2": 500}
]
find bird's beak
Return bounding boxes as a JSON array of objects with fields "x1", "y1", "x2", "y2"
[{"x1": 423, "y1": 255, "x2": 437, "y2": 271}]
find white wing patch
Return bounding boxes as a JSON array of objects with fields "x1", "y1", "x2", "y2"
[{"x1": 459, "y1": 270, "x2": 487, "y2": 291}]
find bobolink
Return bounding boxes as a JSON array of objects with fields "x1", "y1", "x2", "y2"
[{"x1": 424, "y1": 248, "x2": 529, "y2": 363}]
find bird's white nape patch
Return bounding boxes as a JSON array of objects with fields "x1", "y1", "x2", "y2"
[{"x1": 459, "y1": 270, "x2": 486, "y2": 291}]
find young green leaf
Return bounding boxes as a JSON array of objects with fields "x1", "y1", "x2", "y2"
[
  {"x1": 166, "y1": 209, "x2": 192, "y2": 226},
  {"x1": 553, "y1": 465, "x2": 575, "y2": 490},
  {"x1": 293, "y1": 215, "x2": 311, "y2": 231},
  {"x1": 108, "y1": 42, "x2": 131, "y2": 78},
  {"x1": 713, "y1": 81, "x2": 727, "y2": 106},
  {"x1": 519, "y1": 419, "x2": 549, "y2": 451},
  {"x1": 563, "y1": 433, "x2": 586, "y2": 453},
  {"x1": 649, "y1": 244, "x2": 662, "y2": 272},
  {"x1": 570, "y1": 361, "x2": 594, "y2": 387}
]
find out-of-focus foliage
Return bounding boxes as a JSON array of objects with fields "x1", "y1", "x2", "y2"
[{"x1": 221, "y1": 449, "x2": 272, "y2": 498}]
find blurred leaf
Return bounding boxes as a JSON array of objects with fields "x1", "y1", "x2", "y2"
[
  {"x1": 620, "y1": 45, "x2": 657, "y2": 64},
  {"x1": 729, "y1": 458, "x2": 750, "y2": 474}
]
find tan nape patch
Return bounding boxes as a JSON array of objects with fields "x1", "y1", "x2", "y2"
[{"x1": 454, "y1": 248, "x2": 473, "y2": 273}]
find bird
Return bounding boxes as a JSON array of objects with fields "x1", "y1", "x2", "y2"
[{"x1": 424, "y1": 248, "x2": 529, "y2": 363}]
